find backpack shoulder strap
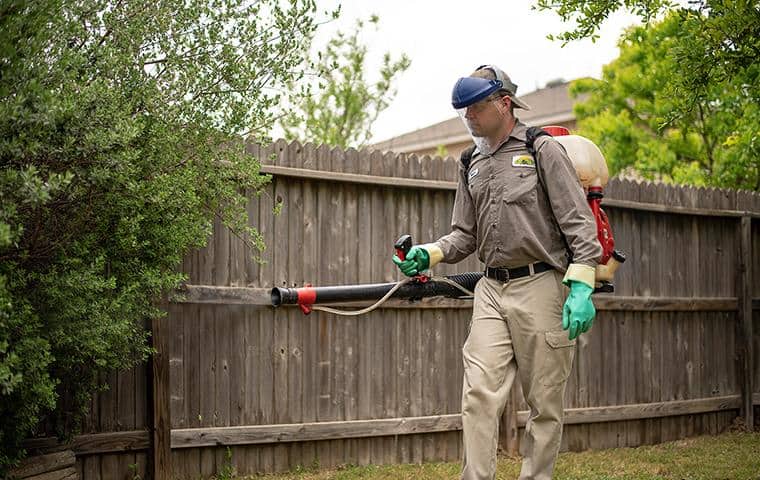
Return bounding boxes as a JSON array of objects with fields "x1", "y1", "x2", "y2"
[
  {"x1": 525, "y1": 126, "x2": 551, "y2": 191},
  {"x1": 459, "y1": 144, "x2": 477, "y2": 174},
  {"x1": 525, "y1": 126, "x2": 551, "y2": 158},
  {"x1": 524, "y1": 126, "x2": 574, "y2": 263}
]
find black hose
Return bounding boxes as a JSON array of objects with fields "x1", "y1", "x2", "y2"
[{"x1": 271, "y1": 272, "x2": 484, "y2": 307}]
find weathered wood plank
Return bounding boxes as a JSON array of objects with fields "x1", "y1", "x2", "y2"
[
  {"x1": 17, "y1": 466, "x2": 78, "y2": 480},
  {"x1": 168, "y1": 393, "x2": 740, "y2": 448},
  {"x1": 326, "y1": 146, "x2": 347, "y2": 468},
  {"x1": 295, "y1": 144, "x2": 319, "y2": 469},
  {"x1": 602, "y1": 198, "x2": 749, "y2": 218},
  {"x1": 543, "y1": 395, "x2": 742, "y2": 426},
  {"x1": 214, "y1": 306, "x2": 231, "y2": 429},
  {"x1": 168, "y1": 306, "x2": 185, "y2": 430},
  {"x1": 80, "y1": 455, "x2": 99, "y2": 480},
  {"x1": 177, "y1": 285, "x2": 743, "y2": 312},
  {"x1": 259, "y1": 164, "x2": 760, "y2": 218},
  {"x1": 552, "y1": 396, "x2": 738, "y2": 427},
  {"x1": 367, "y1": 149, "x2": 386, "y2": 464},
  {"x1": 172, "y1": 415, "x2": 462, "y2": 447},
  {"x1": 260, "y1": 164, "x2": 457, "y2": 191},
  {"x1": 240, "y1": 308, "x2": 259, "y2": 473},
  {"x1": 257, "y1": 308, "x2": 276, "y2": 472},
  {"x1": 9, "y1": 451, "x2": 75, "y2": 479},
  {"x1": 739, "y1": 216, "x2": 755, "y2": 427},
  {"x1": 354, "y1": 151, "x2": 373, "y2": 467},
  {"x1": 285, "y1": 167, "x2": 306, "y2": 471},
  {"x1": 197, "y1": 304, "x2": 217, "y2": 477},
  {"x1": 343, "y1": 150, "x2": 361, "y2": 464},
  {"x1": 268, "y1": 142, "x2": 293, "y2": 475},
  {"x1": 149, "y1": 308, "x2": 172, "y2": 480},
  {"x1": 22, "y1": 431, "x2": 150, "y2": 456},
  {"x1": 178, "y1": 305, "x2": 201, "y2": 479},
  {"x1": 595, "y1": 296, "x2": 738, "y2": 311}
]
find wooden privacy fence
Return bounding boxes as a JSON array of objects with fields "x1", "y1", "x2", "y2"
[{"x1": 22, "y1": 139, "x2": 760, "y2": 479}]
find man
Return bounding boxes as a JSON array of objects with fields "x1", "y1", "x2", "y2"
[{"x1": 393, "y1": 65, "x2": 602, "y2": 480}]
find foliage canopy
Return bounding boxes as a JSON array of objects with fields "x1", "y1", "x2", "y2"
[{"x1": 548, "y1": 2, "x2": 760, "y2": 188}]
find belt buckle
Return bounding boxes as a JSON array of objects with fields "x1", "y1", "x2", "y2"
[
  {"x1": 487, "y1": 267, "x2": 509, "y2": 283},
  {"x1": 491, "y1": 267, "x2": 508, "y2": 283}
]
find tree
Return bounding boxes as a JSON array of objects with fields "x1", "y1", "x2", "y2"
[
  {"x1": 536, "y1": 0, "x2": 671, "y2": 43},
  {"x1": 539, "y1": 0, "x2": 759, "y2": 101},
  {"x1": 0, "y1": 0, "x2": 318, "y2": 472},
  {"x1": 536, "y1": 0, "x2": 760, "y2": 87},
  {"x1": 279, "y1": 15, "x2": 411, "y2": 149},
  {"x1": 561, "y1": 7, "x2": 760, "y2": 188}
]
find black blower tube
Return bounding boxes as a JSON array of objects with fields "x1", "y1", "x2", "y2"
[{"x1": 271, "y1": 272, "x2": 483, "y2": 307}]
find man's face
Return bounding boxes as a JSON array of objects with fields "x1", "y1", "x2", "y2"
[{"x1": 464, "y1": 95, "x2": 511, "y2": 137}]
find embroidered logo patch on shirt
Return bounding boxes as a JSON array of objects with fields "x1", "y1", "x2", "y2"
[
  {"x1": 468, "y1": 167, "x2": 479, "y2": 180},
  {"x1": 512, "y1": 154, "x2": 535, "y2": 168}
]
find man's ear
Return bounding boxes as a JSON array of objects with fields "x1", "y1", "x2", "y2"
[{"x1": 498, "y1": 95, "x2": 512, "y2": 115}]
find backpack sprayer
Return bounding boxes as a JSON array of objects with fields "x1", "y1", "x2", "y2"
[
  {"x1": 271, "y1": 126, "x2": 626, "y2": 315},
  {"x1": 545, "y1": 125, "x2": 626, "y2": 291}
]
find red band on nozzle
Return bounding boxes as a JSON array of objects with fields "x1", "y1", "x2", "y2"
[{"x1": 297, "y1": 287, "x2": 317, "y2": 306}]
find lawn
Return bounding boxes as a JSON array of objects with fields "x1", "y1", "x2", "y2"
[{"x1": 240, "y1": 432, "x2": 760, "y2": 480}]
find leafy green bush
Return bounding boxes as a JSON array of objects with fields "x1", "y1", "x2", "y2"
[{"x1": 0, "y1": 0, "x2": 319, "y2": 473}]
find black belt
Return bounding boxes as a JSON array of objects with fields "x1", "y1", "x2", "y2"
[{"x1": 485, "y1": 261, "x2": 554, "y2": 283}]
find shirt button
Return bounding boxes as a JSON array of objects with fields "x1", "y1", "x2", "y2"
[
  {"x1": 490, "y1": 174, "x2": 495, "y2": 179},
  {"x1": 491, "y1": 198, "x2": 497, "y2": 204},
  {"x1": 492, "y1": 222, "x2": 497, "y2": 228}
]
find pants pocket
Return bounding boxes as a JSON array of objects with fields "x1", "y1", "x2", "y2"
[{"x1": 540, "y1": 329, "x2": 576, "y2": 387}]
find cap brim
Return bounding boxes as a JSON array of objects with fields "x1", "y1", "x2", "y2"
[{"x1": 512, "y1": 96, "x2": 531, "y2": 110}]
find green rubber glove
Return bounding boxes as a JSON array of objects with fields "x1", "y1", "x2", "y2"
[
  {"x1": 562, "y1": 280, "x2": 596, "y2": 340},
  {"x1": 392, "y1": 246, "x2": 430, "y2": 277}
]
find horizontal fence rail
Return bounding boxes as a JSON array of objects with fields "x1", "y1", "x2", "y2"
[
  {"x1": 177, "y1": 284, "x2": 755, "y2": 312},
  {"x1": 259, "y1": 164, "x2": 760, "y2": 218},
  {"x1": 27, "y1": 393, "x2": 757, "y2": 455}
]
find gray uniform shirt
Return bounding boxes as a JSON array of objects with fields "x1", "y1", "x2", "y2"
[{"x1": 434, "y1": 122, "x2": 602, "y2": 271}]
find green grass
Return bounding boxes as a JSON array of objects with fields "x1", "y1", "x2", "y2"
[{"x1": 239, "y1": 432, "x2": 760, "y2": 480}]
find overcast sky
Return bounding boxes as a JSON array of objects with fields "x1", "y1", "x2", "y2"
[{"x1": 309, "y1": 1, "x2": 642, "y2": 144}]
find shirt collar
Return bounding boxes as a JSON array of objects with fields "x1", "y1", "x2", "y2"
[
  {"x1": 472, "y1": 120, "x2": 528, "y2": 157},
  {"x1": 508, "y1": 120, "x2": 528, "y2": 142}
]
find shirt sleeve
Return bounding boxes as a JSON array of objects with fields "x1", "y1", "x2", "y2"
[
  {"x1": 535, "y1": 137, "x2": 602, "y2": 267},
  {"x1": 434, "y1": 166, "x2": 478, "y2": 264}
]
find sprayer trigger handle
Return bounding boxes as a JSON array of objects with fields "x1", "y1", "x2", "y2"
[{"x1": 394, "y1": 234, "x2": 413, "y2": 261}]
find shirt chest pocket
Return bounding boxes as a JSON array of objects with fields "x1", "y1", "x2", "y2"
[
  {"x1": 467, "y1": 164, "x2": 488, "y2": 197},
  {"x1": 502, "y1": 169, "x2": 539, "y2": 205}
]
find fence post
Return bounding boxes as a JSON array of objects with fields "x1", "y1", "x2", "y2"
[
  {"x1": 738, "y1": 216, "x2": 754, "y2": 428},
  {"x1": 149, "y1": 303, "x2": 172, "y2": 479}
]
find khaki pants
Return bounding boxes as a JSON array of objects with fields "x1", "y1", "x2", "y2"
[{"x1": 461, "y1": 269, "x2": 575, "y2": 480}]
